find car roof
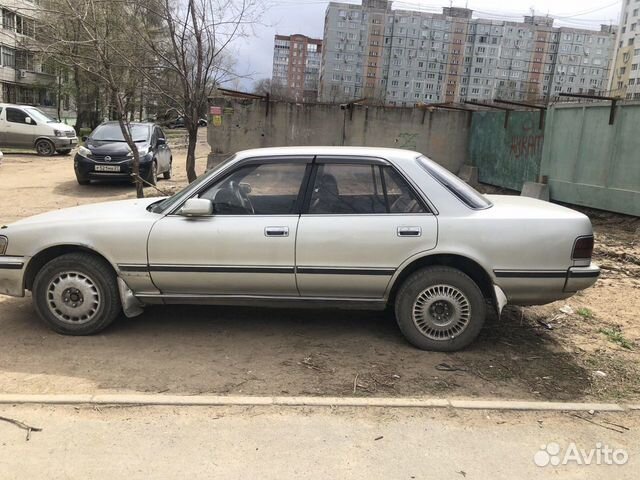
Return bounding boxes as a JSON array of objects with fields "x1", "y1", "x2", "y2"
[
  {"x1": 234, "y1": 146, "x2": 423, "y2": 164},
  {"x1": 98, "y1": 121, "x2": 155, "y2": 127}
]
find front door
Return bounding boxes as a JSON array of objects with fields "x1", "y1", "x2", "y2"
[
  {"x1": 295, "y1": 159, "x2": 438, "y2": 298},
  {"x1": 4, "y1": 107, "x2": 36, "y2": 148},
  {"x1": 147, "y1": 158, "x2": 311, "y2": 295}
]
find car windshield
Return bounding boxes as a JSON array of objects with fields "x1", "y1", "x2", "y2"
[
  {"x1": 24, "y1": 107, "x2": 58, "y2": 124},
  {"x1": 417, "y1": 155, "x2": 492, "y2": 210},
  {"x1": 148, "y1": 154, "x2": 237, "y2": 214},
  {"x1": 91, "y1": 124, "x2": 150, "y2": 142}
]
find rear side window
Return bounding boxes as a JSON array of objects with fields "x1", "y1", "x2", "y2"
[
  {"x1": 308, "y1": 163, "x2": 427, "y2": 214},
  {"x1": 417, "y1": 156, "x2": 492, "y2": 210}
]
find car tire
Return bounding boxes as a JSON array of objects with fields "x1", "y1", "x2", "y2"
[
  {"x1": 163, "y1": 158, "x2": 172, "y2": 180},
  {"x1": 144, "y1": 161, "x2": 157, "y2": 187},
  {"x1": 32, "y1": 253, "x2": 121, "y2": 335},
  {"x1": 57, "y1": 149, "x2": 72, "y2": 155},
  {"x1": 75, "y1": 174, "x2": 90, "y2": 185},
  {"x1": 35, "y1": 139, "x2": 55, "y2": 156},
  {"x1": 394, "y1": 266, "x2": 486, "y2": 352}
]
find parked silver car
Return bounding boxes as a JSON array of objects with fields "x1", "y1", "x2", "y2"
[
  {"x1": 0, "y1": 147, "x2": 599, "y2": 351},
  {"x1": 0, "y1": 103, "x2": 77, "y2": 155}
]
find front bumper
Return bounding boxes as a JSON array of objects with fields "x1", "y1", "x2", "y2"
[
  {"x1": 51, "y1": 136, "x2": 78, "y2": 148},
  {"x1": 74, "y1": 155, "x2": 153, "y2": 181},
  {"x1": 0, "y1": 256, "x2": 26, "y2": 297},
  {"x1": 564, "y1": 263, "x2": 600, "y2": 293}
]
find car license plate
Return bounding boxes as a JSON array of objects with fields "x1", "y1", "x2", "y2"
[{"x1": 94, "y1": 165, "x2": 121, "y2": 172}]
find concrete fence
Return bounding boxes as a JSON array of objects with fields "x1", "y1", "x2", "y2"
[
  {"x1": 207, "y1": 98, "x2": 470, "y2": 173},
  {"x1": 206, "y1": 97, "x2": 639, "y2": 217}
]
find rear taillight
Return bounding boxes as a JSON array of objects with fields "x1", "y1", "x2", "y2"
[{"x1": 572, "y1": 235, "x2": 594, "y2": 260}]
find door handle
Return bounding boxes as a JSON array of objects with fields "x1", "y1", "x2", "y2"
[
  {"x1": 265, "y1": 226, "x2": 289, "y2": 237},
  {"x1": 397, "y1": 226, "x2": 422, "y2": 237}
]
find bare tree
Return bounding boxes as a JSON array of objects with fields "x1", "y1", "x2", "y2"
[
  {"x1": 39, "y1": 0, "x2": 157, "y2": 197},
  {"x1": 141, "y1": 0, "x2": 263, "y2": 182}
]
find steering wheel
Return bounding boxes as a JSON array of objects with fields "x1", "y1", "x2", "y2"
[{"x1": 229, "y1": 180, "x2": 254, "y2": 214}]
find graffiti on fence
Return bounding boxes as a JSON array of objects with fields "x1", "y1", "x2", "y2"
[
  {"x1": 397, "y1": 132, "x2": 418, "y2": 150},
  {"x1": 510, "y1": 134, "x2": 544, "y2": 160}
]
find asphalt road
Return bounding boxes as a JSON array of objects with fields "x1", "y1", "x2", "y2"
[{"x1": 0, "y1": 405, "x2": 637, "y2": 479}]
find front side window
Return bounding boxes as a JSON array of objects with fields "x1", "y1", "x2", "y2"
[
  {"x1": 6, "y1": 107, "x2": 30, "y2": 124},
  {"x1": 199, "y1": 162, "x2": 307, "y2": 215},
  {"x1": 308, "y1": 163, "x2": 426, "y2": 214}
]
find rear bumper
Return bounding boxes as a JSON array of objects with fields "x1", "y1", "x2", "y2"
[
  {"x1": 494, "y1": 263, "x2": 600, "y2": 306},
  {"x1": 0, "y1": 256, "x2": 26, "y2": 297},
  {"x1": 564, "y1": 263, "x2": 600, "y2": 293}
]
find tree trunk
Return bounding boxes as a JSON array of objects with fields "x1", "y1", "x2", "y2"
[
  {"x1": 186, "y1": 125, "x2": 198, "y2": 183},
  {"x1": 113, "y1": 92, "x2": 144, "y2": 198}
]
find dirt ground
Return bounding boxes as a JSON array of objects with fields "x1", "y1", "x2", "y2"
[{"x1": 0, "y1": 134, "x2": 638, "y2": 401}]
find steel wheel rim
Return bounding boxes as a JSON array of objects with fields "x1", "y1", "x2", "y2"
[
  {"x1": 412, "y1": 284, "x2": 471, "y2": 340},
  {"x1": 46, "y1": 271, "x2": 101, "y2": 325}
]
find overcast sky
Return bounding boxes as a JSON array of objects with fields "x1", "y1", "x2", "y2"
[{"x1": 229, "y1": 0, "x2": 623, "y2": 90}]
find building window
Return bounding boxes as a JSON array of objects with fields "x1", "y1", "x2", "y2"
[{"x1": 2, "y1": 46, "x2": 15, "y2": 68}]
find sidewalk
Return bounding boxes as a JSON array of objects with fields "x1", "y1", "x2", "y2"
[{"x1": 0, "y1": 404, "x2": 637, "y2": 479}]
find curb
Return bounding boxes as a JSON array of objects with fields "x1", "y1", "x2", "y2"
[{"x1": 0, "y1": 394, "x2": 631, "y2": 412}]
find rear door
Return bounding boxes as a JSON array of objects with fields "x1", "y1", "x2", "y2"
[
  {"x1": 154, "y1": 127, "x2": 170, "y2": 172},
  {"x1": 295, "y1": 157, "x2": 438, "y2": 298}
]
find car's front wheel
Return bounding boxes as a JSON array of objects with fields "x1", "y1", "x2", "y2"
[
  {"x1": 394, "y1": 266, "x2": 486, "y2": 351},
  {"x1": 32, "y1": 253, "x2": 121, "y2": 335},
  {"x1": 35, "y1": 139, "x2": 55, "y2": 156}
]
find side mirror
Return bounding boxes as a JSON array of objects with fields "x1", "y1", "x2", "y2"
[
  {"x1": 82, "y1": 136, "x2": 88, "y2": 142},
  {"x1": 157, "y1": 137, "x2": 166, "y2": 145},
  {"x1": 180, "y1": 198, "x2": 213, "y2": 217},
  {"x1": 25, "y1": 117, "x2": 32, "y2": 124}
]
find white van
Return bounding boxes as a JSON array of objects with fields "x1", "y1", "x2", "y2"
[{"x1": 0, "y1": 103, "x2": 77, "y2": 156}]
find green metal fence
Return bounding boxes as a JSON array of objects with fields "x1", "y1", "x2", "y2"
[
  {"x1": 540, "y1": 103, "x2": 640, "y2": 217},
  {"x1": 469, "y1": 111, "x2": 544, "y2": 191}
]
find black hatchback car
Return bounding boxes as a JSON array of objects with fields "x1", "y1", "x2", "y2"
[{"x1": 74, "y1": 122, "x2": 172, "y2": 186}]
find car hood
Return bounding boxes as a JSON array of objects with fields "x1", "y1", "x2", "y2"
[
  {"x1": 50, "y1": 122, "x2": 75, "y2": 134},
  {"x1": 86, "y1": 141, "x2": 150, "y2": 156},
  {"x1": 6, "y1": 197, "x2": 164, "y2": 229},
  {"x1": 484, "y1": 194, "x2": 588, "y2": 220}
]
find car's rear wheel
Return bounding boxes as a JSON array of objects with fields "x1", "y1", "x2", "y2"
[
  {"x1": 144, "y1": 161, "x2": 157, "y2": 187},
  {"x1": 394, "y1": 266, "x2": 486, "y2": 351},
  {"x1": 35, "y1": 139, "x2": 55, "y2": 156},
  {"x1": 32, "y1": 253, "x2": 121, "y2": 335},
  {"x1": 163, "y1": 158, "x2": 172, "y2": 180}
]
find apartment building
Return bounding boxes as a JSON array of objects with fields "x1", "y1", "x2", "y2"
[
  {"x1": 318, "y1": 0, "x2": 616, "y2": 106},
  {"x1": 610, "y1": 0, "x2": 640, "y2": 99},
  {"x1": 0, "y1": 1, "x2": 72, "y2": 120},
  {"x1": 272, "y1": 34, "x2": 323, "y2": 103}
]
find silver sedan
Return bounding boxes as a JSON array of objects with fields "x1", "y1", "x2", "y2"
[{"x1": 0, "y1": 147, "x2": 599, "y2": 351}]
